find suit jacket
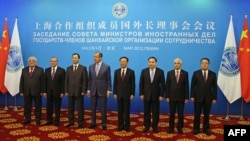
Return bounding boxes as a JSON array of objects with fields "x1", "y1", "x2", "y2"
[
  {"x1": 139, "y1": 67, "x2": 165, "y2": 102},
  {"x1": 65, "y1": 64, "x2": 88, "y2": 97},
  {"x1": 19, "y1": 66, "x2": 44, "y2": 96},
  {"x1": 44, "y1": 66, "x2": 65, "y2": 98},
  {"x1": 191, "y1": 70, "x2": 217, "y2": 103},
  {"x1": 88, "y1": 62, "x2": 112, "y2": 96},
  {"x1": 113, "y1": 68, "x2": 135, "y2": 100},
  {"x1": 166, "y1": 69, "x2": 189, "y2": 101}
]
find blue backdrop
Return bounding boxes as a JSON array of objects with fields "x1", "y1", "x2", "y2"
[{"x1": 0, "y1": 0, "x2": 250, "y2": 115}]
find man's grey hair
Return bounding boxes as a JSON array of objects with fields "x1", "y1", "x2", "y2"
[
  {"x1": 173, "y1": 58, "x2": 182, "y2": 64},
  {"x1": 28, "y1": 56, "x2": 37, "y2": 62}
]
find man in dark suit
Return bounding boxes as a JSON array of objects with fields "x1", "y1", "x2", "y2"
[
  {"x1": 166, "y1": 58, "x2": 189, "y2": 134},
  {"x1": 65, "y1": 53, "x2": 88, "y2": 128},
  {"x1": 113, "y1": 56, "x2": 135, "y2": 132},
  {"x1": 191, "y1": 58, "x2": 217, "y2": 136},
  {"x1": 87, "y1": 51, "x2": 112, "y2": 130},
  {"x1": 19, "y1": 56, "x2": 44, "y2": 125},
  {"x1": 139, "y1": 56, "x2": 165, "y2": 133},
  {"x1": 43, "y1": 57, "x2": 65, "y2": 126}
]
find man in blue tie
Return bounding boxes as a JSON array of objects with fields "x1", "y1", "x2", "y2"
[
  {"x1": 139, "y1": 56, "x2": 165, "y2": 133},
  {"x1": 87, "y1": 51, "x2": 112, "y2": 130}
]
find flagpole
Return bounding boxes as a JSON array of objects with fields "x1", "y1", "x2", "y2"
[
  {"x1": 4, "y1": 93, "x2": 9, "y2": 110},
  {"x1": 13, "y1": 95, "x2": 19, "y2": 111},
  {"x1": 238, "y1": 98, "x2": 245, "y2": 120},
  {"x1": 223, "y1": 102, "x2": 230, "y2": 120}
]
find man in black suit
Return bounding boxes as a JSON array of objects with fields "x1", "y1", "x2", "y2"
[
  {"x1": 19, "y1": 56, "x2": 44, "y2": 125},
  {"x1": 87, "y1": 51, "x2": 112, "y2": 130},
  {"x1": 139, "y1": 56, "x2": 165, "y2": 133},
  {"x1": 166, "y1": 58, "x2": 189, "y2": 134},
  {"x1": 191, "y1": 58, "x2": 217, "y2": 136},
  {"x1": 65, "y1": 53, "x2": 88, "y2": 128},
  {"x1": 113, "y1": 56, "x2": 135, "y2": 132},
  {"x1": 43, "y1": 57, "x2": 65, "y2": 126}
]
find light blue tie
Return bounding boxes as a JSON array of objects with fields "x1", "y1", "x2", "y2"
[{"x1": 95, "y1": 63, "x2": 100, "y2": 76}]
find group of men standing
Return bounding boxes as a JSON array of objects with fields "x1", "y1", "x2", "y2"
[{"x1": 19, "y1": 51, "x2": 217, "y2": 136}]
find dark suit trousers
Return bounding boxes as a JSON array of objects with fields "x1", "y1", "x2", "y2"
[
  {"x1": 169, "y1": 101, "x2": 185, "y2": 129},
  {"x1": 143, "y1": 99, "x2": 159, "y2": 129},
  {"x1": 67, "y1": 95, "x2": 84, "y2": 125},
  {"x1": 193, "y1": 101, "x2": 211, "y2": 130},
  {"x1": 46, "y1": 90, "x2": 62, "y2": 123},
  {"x1": 90, "y1": 94, "x2": 107, "y2": 126},
  {"x1": 117, "y1": 97, "x2": 130, "y2": 129},
  {"x1": 24, "y1": 94, "x2": 41, "y2": 122}
]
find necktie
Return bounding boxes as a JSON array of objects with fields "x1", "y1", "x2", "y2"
[
  {"x1": 176, "y1": 70, "x2": 179, "y2": 83},
  {"x1": 121, "y1": 69, "x2": 125, "y2": 81},
  {"x1": 29, "y1": 68, "x2": 33, "y2": 77},
  {"x1": 203, "y1": 71, "x2": 207, "y2": 83},
  {"x1": 95, "y1": 63, "x2": 100, "y2": 76},
  {"x1": 74, "y1": 65, "x2": 77, "y2": 72},
  {"x1": 51, "y1": 67, "x2": 55, "y2": 80},
  {"x1": 150, "y1": 69, "x2": 154, "y2": 83}
]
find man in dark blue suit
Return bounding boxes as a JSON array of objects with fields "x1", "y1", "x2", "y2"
[
  {"x1": 113, "y1": 56, "x2": 135, "y2": 132},
  {"x1": 191, "y1": 58, "x2": 217, "y2": 136},
  {"x1": 139, "y1": 56, "x2": 165, "y2": 133},
  {"x1": 87, "y1": 51, "x2": 112, "y2": 130},
  {"x1": 166, "y1": 58, "x2": 189, "y2": 134}
]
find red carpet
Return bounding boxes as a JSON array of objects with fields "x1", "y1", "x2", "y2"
[{"x1": 0, "y1": 106, "x2": 249, "y2": 141}]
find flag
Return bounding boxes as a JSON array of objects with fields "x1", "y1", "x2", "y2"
[
  {"x1": 0, "y1": 18, "x2": 10, "y2": 94},
  {"x1": 217, "y1": 15, "x2": 241, "y2": 104},
  {"x1": 238, "y1": 15, "x2": 250, "y2": 103},
  {"x1": 4, "y1": 18, "x2": 24, "y2": 96}
]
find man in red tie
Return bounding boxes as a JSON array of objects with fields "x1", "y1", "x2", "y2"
[
  {"x1": 19, "y1": 56, "x2": 44, "y2": 125},
  {"x1": 65, "y1": 53, "x2": 88, "y2": 128},
  {"x1": 113, "y1": 56, "x2": 135, "y2": 132},
  {"x1": 166, "y1": 58, "x2": 189, "y2": 134}
]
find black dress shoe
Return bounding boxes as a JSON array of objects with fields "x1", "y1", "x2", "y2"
[
  {"x1": 36, "y1": 121, "x2": 41, "y2": 125},
  {"x1": 117, "y1": 128, "x2": 123, "y2": 131},
  {"x1": 43, "y1": 122, "x2": 52, "y2": 126},
  {"x1": 54, "y1": 122, "x2": 60, "y2": 126},
  {"x1": 89, "y1": 124, "x2": 96, "y2": 129},
  {"x1": 22, "y1": 120, "x2": 31, "y2": 125},
  {"x1": 65, "y1": 123, "x2": 74, "y2": 127},
  {"x1": 143, "y1": 127, "x2": 149, "y2": 133},
  {"x1": 153, "y1": 128, "x2": 159, "y2": 133},
  {"x1": 102, "y1": 125, "x2": 107, "y2": 130},
  {"x1": 177, "y1": 128, "x2": 183, "y2": 134},
  {"x1": 193, "y1": 129, "x2": 199, "y2": 135},
  {"x1": 203, "y1": 130, "x2": 211, "y2": 136},
  {"x1": 126, "y1": 129, "x2": 130, "y2": 132},
  {"x1": 168, "y1": 128, "x2": 174, "y2": 133}
]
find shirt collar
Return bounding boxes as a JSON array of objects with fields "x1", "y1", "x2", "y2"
[{"x1": 52, "y1": 66, "x2": 57, "y2": 70}]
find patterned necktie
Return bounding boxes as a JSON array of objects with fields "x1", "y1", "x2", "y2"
[
  {"x1": 95, "y1": 63, "x2": 100, "y2": 76},
  {"x1": 121, "y1": 69, "x2": 125, "y2": 81},
  {"x1": 51, "y1": 67, "x2": 55, "y2": 80},
  {"x1": 74, "y1": 65, "x2": 77, "y2": 72},
  {"x1": 203, "y1": 71, "x2": 207, "y2": 83},
  {"x1": 29, "y1": 67, "x2": 33, "y2": 77},
  {"x1": 150, "y1": 69, "x2": 154, "y2": 83},
  {"x1": 176, "y1": 70, "x2": 179, "y2": 83}
]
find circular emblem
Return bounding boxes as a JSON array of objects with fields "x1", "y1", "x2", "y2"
[
  {"x1": 112, "y1": 3, "x2": 128, "y2": 18},
  {"x1": 6, "y1": 45, "x2": 24, "y2": 73},
  {"x1": 219, "y1": 47, "x2": 239, "y2": 76}
]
